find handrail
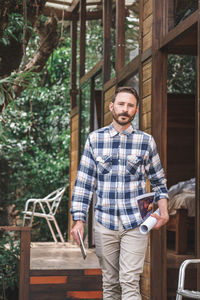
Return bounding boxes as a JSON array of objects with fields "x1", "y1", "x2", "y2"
[{"x1": 0, "y1": 226, "x2": 31, "y2": 300}]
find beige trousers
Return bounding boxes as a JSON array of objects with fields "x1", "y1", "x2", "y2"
[{"x1": 94, "y1": 220, "x2": 148, "y2": 300}]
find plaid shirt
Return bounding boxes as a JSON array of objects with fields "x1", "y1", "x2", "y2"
[{"x1": 70, "y1": 123, "x2": 168, "y2": 231}]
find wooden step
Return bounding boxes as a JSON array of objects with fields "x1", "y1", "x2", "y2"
[{"x1": 30, "y1": 269, "x2": 103, "y2": 300}]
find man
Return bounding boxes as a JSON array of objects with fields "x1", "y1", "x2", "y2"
[{"x1": 70, "y1": 86, "x2": 169, "y2": 300}]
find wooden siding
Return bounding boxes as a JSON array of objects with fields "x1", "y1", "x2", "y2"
[
  {"x1": 30, "y1": 269, "x2": 102, "y2": 300},
  {"x1": 142, "y1": 0, "x2": 153, "y2": 52},
  {"x1": 104, "y1": 86, "x2": 115, "y2": 126},
  {"x1": 140, "y1": 59, "x2": 152, "y2": 134},
  {"x1": 68, "y1": 113, "x2": 79, "y2": 239}
]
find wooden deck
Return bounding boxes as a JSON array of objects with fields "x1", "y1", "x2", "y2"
[
  {"x1": 30, "y1": 242, "x2": 102, "y2": 300},
  {"x1": 29, "y1": 242, "x2": 197, "y2": 300},
  {"x1": 30, "y1": 242, "x2": 100, "y2": 270}
]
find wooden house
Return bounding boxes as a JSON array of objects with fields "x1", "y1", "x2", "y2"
[{"x1": 43, "y1": 0, "x2": 200, "y2": 299}]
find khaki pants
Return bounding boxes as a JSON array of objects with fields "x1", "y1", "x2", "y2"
[{"x1": 94, "y1": 220, "x2": 148, "y2": 300}]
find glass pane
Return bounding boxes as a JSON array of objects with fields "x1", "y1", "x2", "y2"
[
  {"x1": 168, "y1": 0, "x2": 198, "y2": 29},
  {"x1": 125, "y1": 0, "x2": 139, "y2": 64},
  {"x1": 80, "y1": 81, "x2": 91, "y2": 153},
  {"x1": 174, "y1": 0, "x2": 198, "y2": 26},
  {"x1": 85, "y1": 19, "x2": 103, "y2": 72},
  {"x1": 167, "y1": 55, "x2": 196, "y2": 94}
]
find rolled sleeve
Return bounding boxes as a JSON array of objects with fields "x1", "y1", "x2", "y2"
[
  {"x1": 70, "y1": 137, "x2": 97, "y2": 222},
  {"x1": 145, "y1": 136, "x2": 169, "y2": 202}
]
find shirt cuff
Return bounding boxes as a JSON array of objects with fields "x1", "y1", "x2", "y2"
[
  {"x1": 154, "y1": 193, "x2": 169, "y2": 203},
  {"x1": 72, "y1": 212, "x2": 86, "y2": 223}
]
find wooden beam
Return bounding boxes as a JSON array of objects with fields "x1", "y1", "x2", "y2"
[
  {"x1": 117, "y1": 55, "x2": 139, "y2": 83},
  {"x1": 116, "y1": 0, "x2": 125, "y2": 72},
  {"x1": 160, "y1": 10, "x2": 198, "y2": 50},
  {"x1": 46, "y1": 0, "x2": 72, "y2": 7},
  {"x1": 44, "y1": 5, "x2": 102, "y2": 20},
  {"x1": 141, "y1": 47, "x2": 152, "y2": 63},
  {"x1": 151, "y1": 1, "x2": 167, "y2": 300},
  {"x1": 102, "y1": 0, "x2": 112, "y2": 84},
  {"x1": 43, "y1": 6, "x2": 74, "y2": 20},
  {"x1": 79, "y1": 0, "x2": 86, "y2": 78},
  {"x1": 103, "y1": 76, "x2": 117, "y2": 92},
  {"x1": 80, "y1": 60, "x2": 103, "y2": 86},
  {"x1": 70, "y1": 17, "x2": 78, "y2": 109},
  {"x1": 69, "y1": 0, "x2": 80, "y2": 12},
  {"x1": 196, "y1": 5, "x2": 200, "y2": 288},
  {"x1": 46, "y1": 0, "x2": 102, "y2": 7}
]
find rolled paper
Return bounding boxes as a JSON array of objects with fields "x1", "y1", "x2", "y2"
[{"x1": 139, "y1": 209, "x2": 160, "y2": 234}]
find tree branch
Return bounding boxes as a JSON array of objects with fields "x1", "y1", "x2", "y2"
[{"x1": 13, "y1": 16, "x2": 59, "y2": 98}]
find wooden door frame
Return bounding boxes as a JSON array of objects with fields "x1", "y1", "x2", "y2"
[
  {"x1": 196, "y1": 5, "x2": 200, "y2": 286},
  {"x1": 151, "y1": 1, "x2": 168, "y2": 299}
]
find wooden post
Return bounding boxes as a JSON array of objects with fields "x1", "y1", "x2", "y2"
[
  {"x1": 79, "y1": 0, "x2": 86, "y2": 78},
  {"x1": 0, "y1": 227, "x2": 31, "y2": 300},
  {"x1": 19, "y1": 228, "x2": 31, "y2": 300},
  {"x1": 102, "y1": 0, "x2": 112, "y2": 84},
  {"x1": 70, "y1": 17, "x2": 78, "y2": 109},
  {"x1": 116, "y1": 0, "x2": 125, "y2": 72},
  {"x1": 196, "y1": 4, "x2": 200, "y2": 289},
  {"x1": 151, "y1": 1, "x2": 167, "y2": 300}
]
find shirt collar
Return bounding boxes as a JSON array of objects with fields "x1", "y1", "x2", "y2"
[{"x1": 109, "y1": 123, "x2": 136, "y2": 137}]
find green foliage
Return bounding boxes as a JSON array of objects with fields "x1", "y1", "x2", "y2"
[
  {"x1": 0, "y1": 13, "x2": 32, "y2": 46},
  {"x1": 167, "y1": 55, "x2": 196, "y2": 94},
  {"x1": 0, "y1": 70, "x2": 38, "y2": 105},
  {"x1": 0, "y1": 36, "x2": 71, "y2": 240},
  {"x1": 85, "y1": 20, "x2": 103, "y2": 72},
  {"x1": 0, "y1": 233, "x2": 20, "y2": 300}
]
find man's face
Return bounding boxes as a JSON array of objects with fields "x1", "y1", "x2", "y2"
[{"x1": 109, "y1": 92, "x2": 139, "y2": 126}]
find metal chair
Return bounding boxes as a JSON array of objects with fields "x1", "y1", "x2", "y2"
[
  {"x1": 176, "y1": 259, "x2": 200, "y2": 299},
  {"x1": 22, "y1": 186, "x2": 66, "y2": 243}
]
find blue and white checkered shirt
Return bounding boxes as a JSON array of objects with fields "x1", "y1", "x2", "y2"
[{"x1": 70, "y1": 123, "x2": 168, "y2": 231}]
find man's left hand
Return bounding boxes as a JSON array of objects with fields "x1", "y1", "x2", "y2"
[{"x1": 152, "y1": 198, "x2": 169, "y2": 230}]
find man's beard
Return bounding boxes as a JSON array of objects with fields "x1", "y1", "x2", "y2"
[{"x1": 112, "y1": 108, "x2": 136, "y2": 126}]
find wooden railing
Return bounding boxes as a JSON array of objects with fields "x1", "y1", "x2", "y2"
[{"x1": 0, "y1": 226, "x2": 31, "y2": 300}]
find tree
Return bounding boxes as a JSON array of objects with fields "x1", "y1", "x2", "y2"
[
  {"x1": 0, "y1": 1, "x2": 69, "y2": 229},
  {"x1": 0, "y1": 0, "x2": 59, "y2": 111},
  {"x1": 0, "y1": 35, "x2": 71, "y2": 238}
]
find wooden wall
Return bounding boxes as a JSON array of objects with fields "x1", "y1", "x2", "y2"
[
  {"x1": 68, "y1": 112, "x2": 79, "y2": 240},
  {"x1": 142, "y1": 0, "x2": 153, "y2": 52},
  {"x1": 140, "y1": 59, "x2": 152, "y2": 135},
  {"x1": 104, "y1": 86, "x2": 115, "y2": 126}
]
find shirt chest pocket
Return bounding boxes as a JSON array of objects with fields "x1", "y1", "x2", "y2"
[
  {"x1": 96, "y1": 156, "x2": 112, "y2": 174},
  {"x1": 126, "y1": 155, "x2": 144, "y2": 177}
]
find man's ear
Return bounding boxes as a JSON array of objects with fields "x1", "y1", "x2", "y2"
[
  {"x1": 136, "y1": 106, "x2": 139, "y2": 114},
  {"x1": 109, "y1": 101, "x2": 113, "y2": 112}
]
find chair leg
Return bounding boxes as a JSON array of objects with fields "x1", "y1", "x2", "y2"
[
  {"x1": 45, "y1": 217, "x2": 58, "y2": 242},
  {"x1": 23, "y1": 214, "x2": 32, "y2": 227},
  {"x1": 52, "y1": 216, "x2": 65, "y2": 243},
  {"x1": 176, "y1": 293, "x2": 182, "y2": 300},
  {"x1": 22, "y1": 214, "x2": 26, "y2": 226}
]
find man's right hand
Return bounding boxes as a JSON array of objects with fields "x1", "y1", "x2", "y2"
[{"x1": 71, "y1": 220, "x2": 84, "y2": 246}]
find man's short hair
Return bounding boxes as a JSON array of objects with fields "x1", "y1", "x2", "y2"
[{"x1": 112, "y1": 86, "x2": 139, "y2": 106}]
